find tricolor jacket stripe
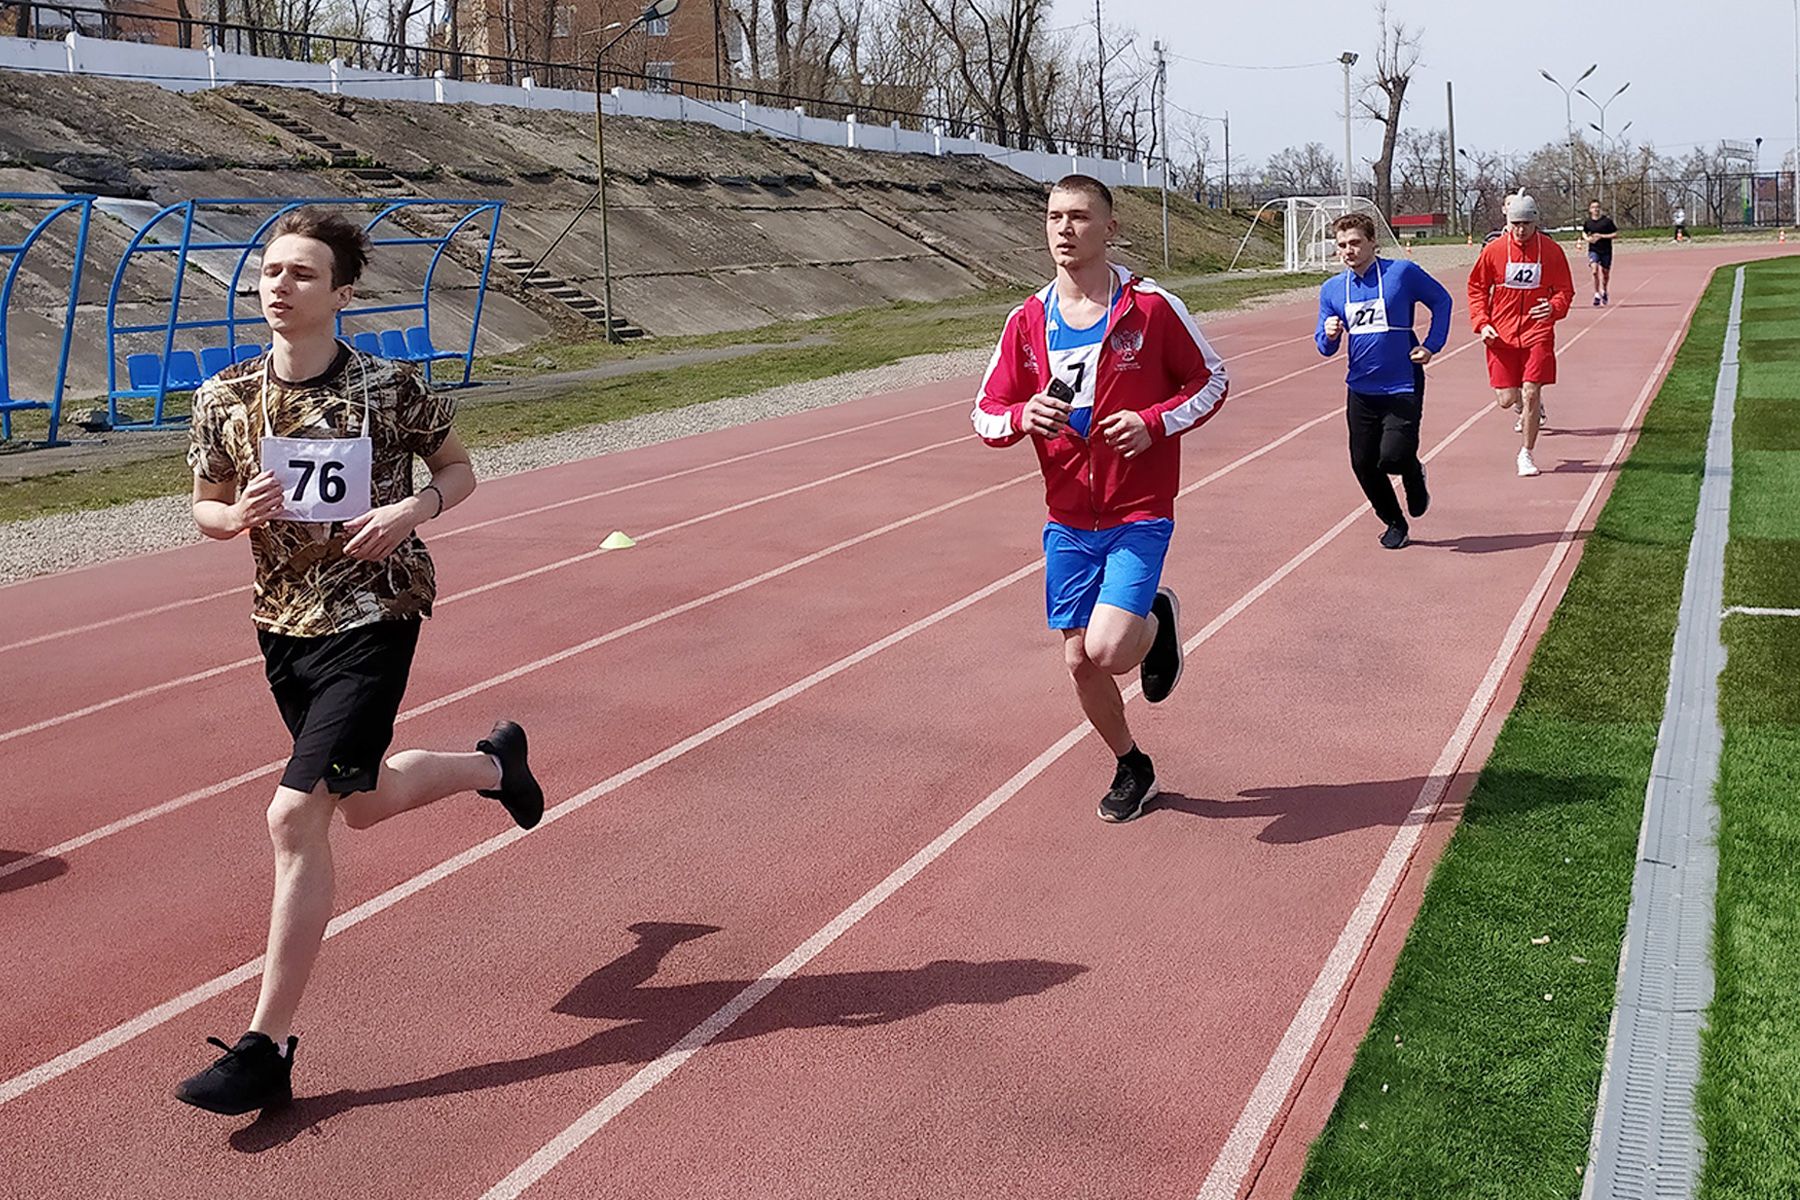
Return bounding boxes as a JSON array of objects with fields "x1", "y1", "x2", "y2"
[{"x1": 972, "y1": 264, "x2": 1228, "y2": 530}]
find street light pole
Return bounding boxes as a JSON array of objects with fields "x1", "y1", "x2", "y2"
[
  {"x1": 1541, "y1": 63, "x2": 1596, "y2": 227},
  {"x1": 1579, "y1": 80, "x2": 1630, "y2": 214},
  {"x1": 1340, "y1": 51, "x2": 1359, "y2": 208},
  {"x1": 593, "y1": 0, "x2": 679, "y2": 343},
  {"x1": 1153, "y1": 39, "x2": 1168, "y2": 269}
]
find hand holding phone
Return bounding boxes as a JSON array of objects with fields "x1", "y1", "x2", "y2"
[{"x1": 1024, "y1": 378, "x2": 1078, "y2": 438}]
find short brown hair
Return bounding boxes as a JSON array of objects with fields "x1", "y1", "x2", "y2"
[
  {"x1": 1051, "y1": 174, "x2": 1115, "y2": 212},
  {"x1": 1333, "y1": 213, "x2": 1377, "y2": 241},
  {"x1": 268, "y1": 207, "x2": 372, "y2": 288}
]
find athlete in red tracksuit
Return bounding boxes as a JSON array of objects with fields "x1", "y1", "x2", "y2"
[
  {"x1": 973, "y1": 173, "x2": 1228, "y2": 823},
  {"x1": 1467, "y1": 193, "x2": 1574, "y2": 477}
]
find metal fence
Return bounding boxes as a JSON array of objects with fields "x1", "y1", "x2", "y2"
[{"x1": 5, "y1": 3, "x2": 1122, "y2": 158}]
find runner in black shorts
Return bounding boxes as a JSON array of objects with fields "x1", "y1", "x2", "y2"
[
  {"x1": 1582, "y1": 199, "x2": 1618, "y2": 306},
  {"x1": 176, "y1": 208, "x2": 544, "y2": 1115}
]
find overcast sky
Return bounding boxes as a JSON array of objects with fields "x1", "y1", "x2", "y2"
[{"x1": 1052, "y1": 0, "x2": 1800, "y2": 173}]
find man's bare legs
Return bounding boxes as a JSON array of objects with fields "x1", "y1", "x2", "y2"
[
  {"x1": 1497, "y1": 383, "x2": 1544, "y2": 475},
  {"x1": 249, "y1": 750, "x2": 500, "y2": 1042}
]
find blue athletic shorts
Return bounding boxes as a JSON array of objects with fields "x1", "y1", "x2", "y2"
[{"x1": 1042, "y1": 518, "x2": 1175, "y2": 630}]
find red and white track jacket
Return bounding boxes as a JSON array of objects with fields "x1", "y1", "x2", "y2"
[{"x1": 972, "y1": 265, "x2": 1229, "y2": 529}]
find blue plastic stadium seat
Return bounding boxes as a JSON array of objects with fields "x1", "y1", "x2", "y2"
[
  {"x1": 165, "y1": 350, "x2": 203, "y2": 391},
  {"x1": 199, "y1": 346, "x2": 234, "y2": 380},
  {"x1": 405, "y1": 326, "x2": 460, "y2": 362},
  {"x1": 352, "y1": 331, "x2": 383, "y2": 355},
  {"x1": 126, "y1": 352, "x2": 163, "y2": 392},
  {"x1": 233, "y1": 344, "x2": 263, "y2": 363},
  {"x1": 379, "y1": 329, "x2": 411, "y2": 360}
]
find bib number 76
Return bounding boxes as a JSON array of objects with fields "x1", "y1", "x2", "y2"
[{"x1": 289, "y1": 458, "x2": 348, "y2": 504}]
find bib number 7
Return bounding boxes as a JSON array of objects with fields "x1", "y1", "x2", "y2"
[{"x1": 289, "y1": 458, "x2": 348, "y2": 505}]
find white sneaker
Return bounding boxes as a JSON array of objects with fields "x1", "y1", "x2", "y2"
[
  {"x1": 1517, "y1": 448, "x2": 1541, "y2": 477},
  {"x1": 1515, "y1": 404, "x2": 1549, "y2": 434},
  {"x1": 1514, "y1": 414, "x2": 1524, "y2": 433}
]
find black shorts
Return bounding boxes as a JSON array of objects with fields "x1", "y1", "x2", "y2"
[{"x1": 258, "y1": 619, "x2": 421, "y2": 796}]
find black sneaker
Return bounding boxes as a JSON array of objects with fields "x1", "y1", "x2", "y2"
[
  {"x1": 1380, "y1": 522, "x2": 1410, "y2": 550},
  {"x1": 174, "y1": 1032, "x2": 295, "y2": 1115},
  {"x1": 1098, "y1": 756, "x2": 1158, "y2": 823},
  {"x1": 1140, "y1": 588, "x2": 1183, "y2": 704},
  {"x1": 478, "y1": 720, "x2": 544, "y2": 830},
  {"x1": 1403, "y1": 465, "x2": 1429, "y2": 518}
]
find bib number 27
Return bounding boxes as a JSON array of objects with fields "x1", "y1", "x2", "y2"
[{"x1": 288, "y1": 458, "x2": 348, "y2": 504}]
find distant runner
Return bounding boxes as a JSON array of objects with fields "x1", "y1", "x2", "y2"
[
  {"x1": 1582, "y1": 199, "x2": 1619, "y2": 306},
  {"x1": 1314, "y1": 212, "x2": 1454, "y2": 549},
  {"x1": 1467, "y1": 194, "x2": 1575, "y2": 478}
]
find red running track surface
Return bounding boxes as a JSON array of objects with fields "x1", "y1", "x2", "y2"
[{"x1": 0, "y1": 244, "x2": 1785, "y2": 1200}]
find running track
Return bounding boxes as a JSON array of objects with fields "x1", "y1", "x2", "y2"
[{"x1": 0, "y1": 245, "x2": 1785, "y2": 1200}]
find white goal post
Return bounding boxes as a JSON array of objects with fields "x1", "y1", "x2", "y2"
[{"x1": 1228, "y1": 196, "x2": 1403, "y2": 273}]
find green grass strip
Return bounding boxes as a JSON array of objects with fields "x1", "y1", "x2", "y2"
[
  {"x1": 1699, "y1": 254, "x2": 1800, "y2": 1200},
  {"x1": 1294, "y1": 262, "x2": 1740, "y2": 1199}
]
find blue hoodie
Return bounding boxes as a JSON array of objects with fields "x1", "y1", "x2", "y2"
[{"x1": 1315, "y1": 257, "x2": 1454, "y2": 396}]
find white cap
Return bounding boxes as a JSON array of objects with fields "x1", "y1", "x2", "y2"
[{"x1": 1505, "y1": 194, "x2": 1540, "y2": 223}]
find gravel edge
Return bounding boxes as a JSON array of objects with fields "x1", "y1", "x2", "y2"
[{"x1": 0, "y1": 346, "x2": 997, "y2": 583}]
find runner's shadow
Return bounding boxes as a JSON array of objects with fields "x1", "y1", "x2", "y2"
[
  {"x1": 1150, "y1": 768, "x2": 1622, "y2": 844},
  {"x1": 1411, "y1": 530, "x2": 1581, "y2": 554},
  {"x1": 230, "y1": 921, "x2": 1085, "y2": 1152},
  {"x1": 0, "y1": 849, "x2": 68, "y2": 895}
]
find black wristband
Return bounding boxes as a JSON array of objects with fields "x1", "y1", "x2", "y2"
[{"x1": 421, "y1": 483, "x2": 444, "y2": 519}]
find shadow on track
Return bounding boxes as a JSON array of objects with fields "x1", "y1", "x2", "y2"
[{"x1": 230, "y1": 920, "x2": 1085, "y2": 1151}]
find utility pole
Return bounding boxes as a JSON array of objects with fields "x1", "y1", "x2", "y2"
[
  {"x1": 1155, "y1": 39, "x2": 1169, "y2": 269},
  {"x1": 1223, "y1": 109, "x2": 1230, "y2": 210},
  {"x1": 1447, "y1": 80, "x2": 1459, "y2": 236},
  {"x1": 1343, "y1": 53, "x2": 1355, "y2": 203},
  {"x1": 1095, "y1": 0, "x2": 1106, "y2": 159}
]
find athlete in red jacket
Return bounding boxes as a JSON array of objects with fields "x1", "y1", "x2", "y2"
[
  {"x1": 1467, "y1": 193, "x2": 1574, "y2": 477},
  {"x1": 972, "y1": 173, "x2": 1228, "y2": 822}
]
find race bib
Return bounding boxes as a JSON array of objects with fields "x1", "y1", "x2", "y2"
[
  {"x1": 1503, "y1": 261, "x2": 1543, "y2": 290},
  {"x1": 1345, "y1": 296, "x2": 1390, "y2": 336},
  {"x1": 1047, "y1": 342, "x2": 1103, "y2": 437},
  {"x1": 261, "y1": 433, "x2": 373, "y2": 523}
]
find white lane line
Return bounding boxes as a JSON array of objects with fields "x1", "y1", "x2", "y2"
[
  {"x1": 0, "y1": 464, "x2": 1033, "y2": 883},
  {"x1": 0, "y1": 352, "x2": 1351, "y2": 878},
  {"x1": 0, "y1": 399, "x2": 973, "y2": 656},
  {"x1": 0, "y1": 360, "x2": 1353, "y2": 1105},
  {"x1": 0, "y1": 324, "x2": 1328, "y2": 652},
  {"x1": 472, "y1": 345, "x2": 1487, "y2": 1200},
  {"x1": 1197, "y1": 274, "x2": 1683, "y2": 1200},
  {"x1": 0, "y1": 436, "x2": 970, "y2": 745},
  {"x1": 1722, "y1": 605, "x2": 1800, "y2": 617}
]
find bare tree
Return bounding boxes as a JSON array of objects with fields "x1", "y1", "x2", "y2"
[
  {"x1": 1356, "y1": 0, "x2": 1422, "y2": 219},
  {"x1": 915, "y1": 0, "x2": 1049, "y2": 147},
  {"x1": 1260, "y1": 142, "x2": 1341, "y2": 196}
]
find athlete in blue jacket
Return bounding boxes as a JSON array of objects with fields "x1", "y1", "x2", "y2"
[{"x1": 1316, "y1": 213, "x2": 1454, "y2": 549}]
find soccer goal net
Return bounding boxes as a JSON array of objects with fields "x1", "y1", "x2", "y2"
[{"x1": 1229, "y1": 196, "x2": 1403, "y2": 273}]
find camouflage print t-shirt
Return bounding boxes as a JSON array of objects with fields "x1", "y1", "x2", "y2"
[{"x1": 186, "y1": 346, "x2": 456, "y2": 638}]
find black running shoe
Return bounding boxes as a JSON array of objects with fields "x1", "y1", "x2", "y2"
[
  {"x1": 478, "y1": 720, "x2": 544, "y2": 830},
  {"x1": 1098, "y1": 756, "x2": 1158, "y2": 823},
  {"x1": 174, "y1": 1032, "x2": 294, "y2": 1115},
  {"x1": 1140, "y1": 588, "x2": 1183, "y2": 704},
  {"x1": 1380, "y1": 522, "x2": 1410, "y2": 550},
  {"x1": 1403, "y1": 465, "x2": 1429, "y2": 518}
]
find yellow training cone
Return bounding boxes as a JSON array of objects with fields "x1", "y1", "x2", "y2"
[{"x1": 600, "y1": 530, "x2": 636, "y2": 550}]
